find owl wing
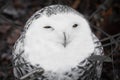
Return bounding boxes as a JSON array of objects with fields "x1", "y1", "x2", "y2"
[
  {"x1": 92, "y1": 33, "x2": 103, "y2": 56},
  {"x1": 91, "y1": 33, "x2": 104, "y2": 79}
]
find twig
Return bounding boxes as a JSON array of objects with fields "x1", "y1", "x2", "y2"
[{"x1": 20, "y1": 68, "x2": 44, "y2": 80}]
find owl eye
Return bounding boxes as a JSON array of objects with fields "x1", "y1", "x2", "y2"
[
  {"x1": 44, "y1": 26, "x2": 52, "y2": 28},
  {"x1": 73, "y1": 24, "x2": 78, "y2": 28},
  {"x1": 43, "y1": 26, "x2": 54, "y2": 30}
]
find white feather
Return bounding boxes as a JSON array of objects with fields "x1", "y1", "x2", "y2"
[{"x1": 23, "y1": 13, "x2": 95, "y2": 73}]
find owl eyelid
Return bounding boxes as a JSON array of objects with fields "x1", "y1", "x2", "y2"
[
  {"x1": 43, "y1": 26, "x2": 54, "y2": 30},
  {"x1": 43, "y1": 26, "x2": 52, "y2": 28},
  {"x1": 73, "y1": 24, "x2": 78, "y2": 28}
]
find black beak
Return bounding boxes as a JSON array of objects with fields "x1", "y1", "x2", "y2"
[{"x1": 63, "y1": 32, "x2": 67, "y2": 47}]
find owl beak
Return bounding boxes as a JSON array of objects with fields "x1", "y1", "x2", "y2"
[{"x1": 63, "y1": 32, "x2": 67, "y2": 47}]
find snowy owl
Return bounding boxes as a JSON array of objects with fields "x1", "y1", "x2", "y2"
[{"x1": 13, "y1": 5, "x2": 103, "y2": 80}]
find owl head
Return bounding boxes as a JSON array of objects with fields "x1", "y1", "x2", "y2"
[{"x1": 20, "y1": 5, "x2": 95, "y2": 72}]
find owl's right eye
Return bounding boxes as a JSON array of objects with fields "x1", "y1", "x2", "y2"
[{"x1": 43, "y1": 26, "x2": 54, "y2": 30}]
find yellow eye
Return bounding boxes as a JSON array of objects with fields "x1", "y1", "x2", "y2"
[{"x1": 73, "y1": 24, "x2": 78, "y2": 28}]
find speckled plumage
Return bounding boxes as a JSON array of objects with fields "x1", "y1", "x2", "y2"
[{"x1": 12, "y1": 5, "x2": 103, "y2": 80}]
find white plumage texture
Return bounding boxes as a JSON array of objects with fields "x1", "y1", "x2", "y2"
[
  {"x1": 13, "y1": 5, "x2": 103, "y2": 80},
  {"x1": 24, "y1": 13, "x2": 94, "y2": 73}
]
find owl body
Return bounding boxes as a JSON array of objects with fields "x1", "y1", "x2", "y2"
[{"x1": 13, "y1": 5, "x2": 103, "y2": 80}]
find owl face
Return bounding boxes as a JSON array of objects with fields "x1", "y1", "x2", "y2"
[
  {"x1": 24, "y1": 12, "x2": 95, "y2": 72},
  {"x1": 25, "y1": 13, "x2": 92, "y2": 48}
]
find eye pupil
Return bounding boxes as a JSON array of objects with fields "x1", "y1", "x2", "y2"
[
  {"x1": 73, "y1": 24, "x2": 78, "y2": 28},
  {"x1": 44, "y1": 26, "x2": 52, "y2": 28}
]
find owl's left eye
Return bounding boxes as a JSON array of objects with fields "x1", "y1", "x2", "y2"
[{"x1": 73, "y1": 24, "x2": 78, "y2": 28}]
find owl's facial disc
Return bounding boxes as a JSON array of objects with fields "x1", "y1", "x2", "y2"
[{"x1": 24, "y1": 12, "x2": 96, "y2": 73}]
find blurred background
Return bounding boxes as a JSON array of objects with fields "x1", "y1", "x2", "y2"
[{"x1": 0, "y1": 0, "x2": 120, "y2": 80}]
